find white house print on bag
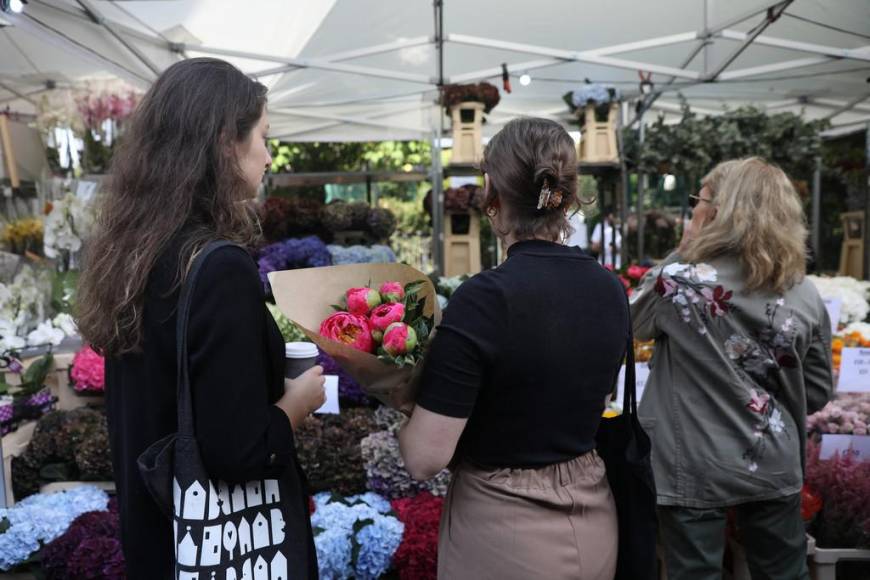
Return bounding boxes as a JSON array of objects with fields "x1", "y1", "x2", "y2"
[
  {"x1": 264, "y1": 479, "x2": 280, "y2": 504},
  {"x1": 174, "y1": 478, "x2": 289, "y2": 576},
  {"x1": 246, "y1": 480, "x2": 263, "y2": 508},
  {"x1": 183, "y1": 481, "x2": 207, "y2": 520}
]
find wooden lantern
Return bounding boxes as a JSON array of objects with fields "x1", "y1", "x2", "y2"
[
  {"x1": 578, "y1": 103, "x2": 619, "y2": 163},
  {"x1": 450, "y1": 102, "x2": 486, "y2": 165},
  {"x1": 444, "y1": 210, "x2": 481, "y2": 277},
  {"x1": 839, "y1": 211, "x2": 865, "y2": 279}
]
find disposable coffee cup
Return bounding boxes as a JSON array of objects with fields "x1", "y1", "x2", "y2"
[{"x1": 285, "y1": 342, "x2": 319, "y2": 379}]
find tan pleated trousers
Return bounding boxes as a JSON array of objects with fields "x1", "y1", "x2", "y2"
[{"x1": 437, "y1": 450, "x2": 618, "y2": 580}]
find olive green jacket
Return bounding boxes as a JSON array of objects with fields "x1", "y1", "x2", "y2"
[{"x1": 630, "y1": 253, "x2": 833, "y2": 507}]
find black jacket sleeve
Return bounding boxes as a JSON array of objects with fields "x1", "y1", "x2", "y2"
[{"x1": 186, "y1": 245, "x2": 295, "y2": 483}]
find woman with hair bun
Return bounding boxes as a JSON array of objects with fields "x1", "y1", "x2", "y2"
[{"x1": 399, "y1": 118, "x2": 625, "y2": 579}]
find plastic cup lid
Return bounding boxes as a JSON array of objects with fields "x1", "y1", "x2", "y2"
[{"x1": 285, "y1": 342, "x2": 319, "y2": 359}]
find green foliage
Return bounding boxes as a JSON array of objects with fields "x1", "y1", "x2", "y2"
[
  {"x1": 270, "y1": 140, "x2": 431, "y2": 174},
  {"x1": 623, "y1": 101, "x2": 828, "y2": 180}
]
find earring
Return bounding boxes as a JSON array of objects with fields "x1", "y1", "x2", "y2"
[{"x1": 486, "y1": 206, "x2": 498, "y2": 218}]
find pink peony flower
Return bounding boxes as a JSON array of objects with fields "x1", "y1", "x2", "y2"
[
  {"x1": 379, "y1": 281, "x2": 405, "y2": 304},
  {"x1": 70, "y1": 346, "x2": 105, "y2": 393},
  {"x1": 826, "y1": 423, "x2": 841, "y2": 434},
  {"x1": 370, "y1": 302, "x2": 406, "y2": 332},
  {"x1": 383, "y1": 322, "x2": 418, "y2": 357},
  {"x1": 320, "y1": 312, "x2": 375, "y2": 353},
  {"x1": 346, "y1": 287, "x2": 382, "y2": 315}
]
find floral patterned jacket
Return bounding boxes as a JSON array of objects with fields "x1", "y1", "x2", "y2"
[{"x1": 630, "y1": 253, "x2": 833, "y2": 507}]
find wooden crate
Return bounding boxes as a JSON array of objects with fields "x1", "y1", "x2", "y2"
[
  {"x1": 450, "y1": 102, "x2": 486, "y2": 165},
  {"x1": 578, "y1": 103, "x2": 619, "y2": 163},
  {"x1": 444, "y1": 211, "x2": 482, "y2": 277}
]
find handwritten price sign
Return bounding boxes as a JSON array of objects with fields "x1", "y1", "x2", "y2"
[
  {"x1": 820, "y1": 434, "x2": 870, "y2": 461},
  {"x1": 838, "y1": 348, "x2": 870, "y2": 393}
]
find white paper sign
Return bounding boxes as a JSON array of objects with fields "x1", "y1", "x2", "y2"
[
  {"x1": 314, "y1": 375, "x2": 340, "y2": 415},
  {"x1": 819, "y1": 434, "x2": 870, "y2": 461},
  {"x1": 823, "y1": 297, "x2": 842, "y2": 334},
  {"x1": 837, "y1": 348, "x2": 870, "y2": 393},
  {"x1": 617, "y1": 363, "x2": 650, "y2": 407}
]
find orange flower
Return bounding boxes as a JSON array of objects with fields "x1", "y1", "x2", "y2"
[{"x1": 832, "y1": 338, "x2": 844, "y2": 353}]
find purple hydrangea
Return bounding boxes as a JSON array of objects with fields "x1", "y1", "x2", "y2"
[{"x1": 256, "y1": 236, "x2": 332, "y2": 294}]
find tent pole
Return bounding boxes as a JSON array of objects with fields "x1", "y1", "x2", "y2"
[
  {"x1": 864, "y1": 124, "x2": 870, "y2": 280},
  {"x1": 811, "y1": 154, "x2": 821, "y2": 270},
  {"x1": 431, "y1": 0, "x2": 446, "y2": 276}
]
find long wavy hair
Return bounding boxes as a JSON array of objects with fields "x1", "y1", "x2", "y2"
[
  {"x1": 682, "y1": 157, "x2": 807, "y2": 294},
  {"x1": 76, "y1": 58, "x2": 266, "y2": 356}
]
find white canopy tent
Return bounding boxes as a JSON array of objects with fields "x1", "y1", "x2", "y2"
[{"x1": 1, "y1": 0, "x2": 869, "y2": 141}]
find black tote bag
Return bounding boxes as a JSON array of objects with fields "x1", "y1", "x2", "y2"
[
  {"x1": 138, "y1": 241, "x2": 299, "y2": 579},
  {"x1": 596, "y1": 310, "x2": 658, "y2": 580}
]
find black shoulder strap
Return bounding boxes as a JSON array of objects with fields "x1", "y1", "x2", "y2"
[
  {"x1": 175, "y1": 240, "x2": 235, "y2": 436},
  {"x1": 623, "y1": 294, "x2": 638, "y2": 416}
]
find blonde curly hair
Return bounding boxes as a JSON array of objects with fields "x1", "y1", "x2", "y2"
[{"x1": 682, "y1": 157, "x2": 807, "y2": 294}]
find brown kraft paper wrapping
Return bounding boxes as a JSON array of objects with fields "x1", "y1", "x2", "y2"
[{"x1": 269, "y1": 263, "x2": 441, "y2": 410}]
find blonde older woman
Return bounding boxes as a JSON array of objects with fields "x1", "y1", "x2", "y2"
[{"x1": 631, "y1": 158, "x2": 833, "y2": 580}]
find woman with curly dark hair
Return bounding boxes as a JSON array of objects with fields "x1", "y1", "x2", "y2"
[{"x1": 77, "y1": 58, "x2": 324, "y2": 578}]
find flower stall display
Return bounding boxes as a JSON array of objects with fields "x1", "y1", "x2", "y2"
[
  {"x1": 11, "y1": 408, "x2": 113, "y2": 500},
  {"x1": 563, "y1": 84, "x2": 621, "y2": 162},
  {"x1": 808, "y1": 275, "x2": 870, "y2": 329},
  {"x1": 43, "y1": 192, "x2": 96, "y2": 269},
  {"x1": 0, "y1": 264, "x2": 76, "y2": 350},
  {"x1": 294, "y1": 408, "x2": 377, "y2": 496},
  {"x1": 310, "y1": 492, "x2": 404, "y2": 580},
  {"x1": 69, "y1": 346, "x2": 105, "y2": 394},
  {"x1": 441, "y1": 83, "x2": 500, "y2": 164},
  {"x1": 805, "y1": 441, "x2": 870, "y2": 550},
  {"x1": 1, "y1": 218, "x2": 44, "y2": 256},
  {"x1": 0, "y1": 484, "x2": 109, "y2": 571},
  {"x1": 42, "y1": 501, "x2": 125, "y2": 580},
  {"x1": 327, "y1": 245, "x2": 397, "y2": 266},
  {"x1": 1, "y1": 351, "x2": 56, "y2": 435},
  {"x1": 256, "y1": 236, "x2": 333, "y2": 294},
  {"x1": 807, "y1": 394, "x2": 870, "y2": 436},
  {"x1": 390, "y1": 492, "x2": 444, "y2": 580},
  {"x1": 361, "y1": 407, "x2": 450, "y2": 500}
]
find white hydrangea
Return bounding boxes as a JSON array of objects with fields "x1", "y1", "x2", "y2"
[
  {"x1": 808, "y1": 275, "x2": 870, "y2": 326},
  {"x1": 0, "y1": 265, "x2": 53, "y2": 349}
]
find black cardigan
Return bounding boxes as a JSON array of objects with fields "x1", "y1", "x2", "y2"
[{"x1": 105, "y1": 242, "x2": 316, "y2": 578}]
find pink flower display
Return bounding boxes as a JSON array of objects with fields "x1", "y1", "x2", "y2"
[{"x1": 70, "y1": 346, "x2": 106, "y2": 393}]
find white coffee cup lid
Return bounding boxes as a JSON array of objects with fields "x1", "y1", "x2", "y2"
[{"x1": 285, "y1": 342, "x2": 319, "y2": 359}]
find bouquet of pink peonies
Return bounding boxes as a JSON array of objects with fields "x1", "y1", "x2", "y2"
[{"x1": 269, "y1": 264, "x2": 440, "y2": 410}]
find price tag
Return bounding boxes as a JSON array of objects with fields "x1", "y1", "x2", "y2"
[
  {"x1": 819, "y1": 434, "x2": 870, "y2": 461},
  {"x1": 617, "y1": 363, "x2": 650, "y2": 408},
  {"x1": 837, "y1": 348, "x2": 870, "y2": 393},
  {"x1": 823, "y1": 297, "x2": 842, "y2": 334}
]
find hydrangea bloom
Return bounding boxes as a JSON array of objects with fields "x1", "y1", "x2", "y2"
[
  {"x1": 0, "y1": 485, "x2": 109, "y2": 570},
  {"x1": 327, "y1": 244, "x2": 397, "y2": 265},
  {"x1": 256, "y1": 236, "x2": 333, "y2": 294},
  {"x1": 311, "y1": 492, "x2": 404, "y2": 580},
  {"x1": 808, "y1": 275, "x2": 870, "y2": 326},
  {"x1": 70, "y1": 346, "x2": 105, "y2": 393}
]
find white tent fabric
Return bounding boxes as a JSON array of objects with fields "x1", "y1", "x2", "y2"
[{"x1": 1, "y1": 0, "x2": 868, "y2": 141}]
